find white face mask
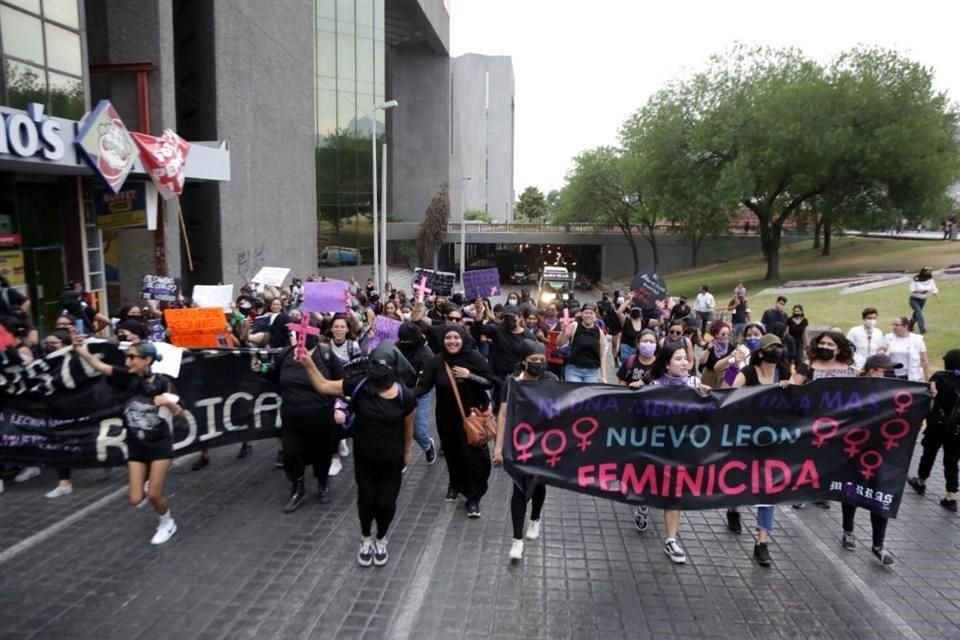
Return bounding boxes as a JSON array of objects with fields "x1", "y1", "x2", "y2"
[
  {"x1": 616, "y1": 297, "x2": 625, "y2": 305},
  {"x1": 864, "y1": 318, "x2": 877, "y2": 329},
  {"x1": 401, "y1": 312, "x2": 412, "y2": 321},
  {"x1": 508, "y1": 298, "x2": 518, "y2": 305}
]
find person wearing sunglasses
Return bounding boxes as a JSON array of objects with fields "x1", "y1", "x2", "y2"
[
  {"x1": 658, "y1": 320, "x2": 694, "y2": 366},
  {"x1": 72, "y1": 338, "x2": 183, "y2": 544}
]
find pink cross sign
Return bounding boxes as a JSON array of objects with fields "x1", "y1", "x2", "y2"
[
  {"x1": 413, "y1": 276, "x2": 432, "y2": 303},
  {"x1": 558, "y1": 307, "x2": 576, "y2": 329},
  {"x1": 287, "y1": 314, "x2": 321, "y2": 361}
]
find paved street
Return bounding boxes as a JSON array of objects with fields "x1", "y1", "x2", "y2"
[{"x1": 1, "y1": 430, "x2": 958, "y2": 640}]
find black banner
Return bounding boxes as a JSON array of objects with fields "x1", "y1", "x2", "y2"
[
  {"x1": 504, "y1": 379, "x2": 929, "y2": 517},
  {"x1": 1, "y1": 344, "x2": 282, "y2": 467}
]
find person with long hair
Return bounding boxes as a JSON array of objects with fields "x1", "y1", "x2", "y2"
[
  {"x1": 908, "y1": 266, "x2": 939, "y2": 334},
  {"x1": 72, "y1": 339, "x2": 183, "y2": 544},
  {"x1": 494, "y1": 340, "x2": 559, "y2": 562},
  {"x1": 698, "y1": 321, "x2": 733, "y2": 389},
  {"x1": 908, "y1": 349, "x2": 960, "y2": 513},
  {"x1": 727, "y1": 334, "x2": 792, "y2": 566},
  {"x1": 417, "y1": 325, "x2": 495, "y2": 518},
  {"x1": 788, "y1": 304, "x2": 809, "y2": 363},
  {"x1": 658, "y1": 319, "x2": 695, "y2": 365}
]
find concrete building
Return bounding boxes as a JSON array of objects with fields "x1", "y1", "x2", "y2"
[{"x1": 450, "y1": 53, "x2": 515, "y2": 223}]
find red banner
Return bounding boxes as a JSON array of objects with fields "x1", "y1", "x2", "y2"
[{"x1": 130, "y1": 129, "x2": 191, "y2": 200}]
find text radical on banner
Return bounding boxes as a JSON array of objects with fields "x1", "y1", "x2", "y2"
[{"x1": 503, "y1": 378, "x2": 929, "y2": 517}]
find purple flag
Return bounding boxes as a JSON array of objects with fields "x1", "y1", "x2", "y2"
[{"x1": 303, "y1": 281, "x2": 350, "y2": 313}]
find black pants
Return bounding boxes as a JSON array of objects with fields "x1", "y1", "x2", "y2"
[
  {"x1": 510, "y1": 483, "x2": 545, "y2": 539},
  {"x1": 841, "y1": 504, "x2": 888, "y2": 548},
  {"x1": 917, "y1": 429, "x2": 960, "y2": 493},
  {"x1": 281, "y1": 415, "x2": 337, "y2": 485},
  {"x1": 354, "y1": 452, "x2": 403, "y2": 539}
]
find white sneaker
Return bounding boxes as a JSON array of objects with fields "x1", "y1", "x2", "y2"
[
  {"x1": 338, "y1": 440, "x2": 350, "y2": 457},
  {"x1": 14, "y1": 466, "x2": 41, "y2": 483},
  {"x1": 509, "y1": 538, "x2": 524, "y2": 562},
  {"x1": 373, "y1": 539, "x2": 388, "y2": 566},
  {"x1": 525, "y1": 519, "x2": 541, "y2": 540},
  {"x1": 45, "y1": 484, "x2": 73, "y2": 498},
  {"x1": 328, "y1": 458, "x2": 343, "y2": 477},
  {"x1": 664, "y1": 538, "x2": 687, "y2": 564},
  {"x1": 150, "y1": 516, "x2": 177, "y2": 545}
]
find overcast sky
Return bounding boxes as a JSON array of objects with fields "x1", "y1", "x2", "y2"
[{"x1": 449, "y1": 0, "x2": 960, "y2": 195}]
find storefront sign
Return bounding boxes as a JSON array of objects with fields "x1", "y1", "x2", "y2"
[
  {"x1": 0, "y1": 249, "x2": 26, "y2": 287},
  {"x1": 0, "y1": 234, "x2": 21, "y2": 248},
  {"x1": 75, "y1": 100, "x2": 139, "y2": 193},
  {"x1": 0, "y1": 103, "x2": 65, "y2": 161},
  {"x1": 94, "y1": 181, "x2": 147, "y2": 229}
]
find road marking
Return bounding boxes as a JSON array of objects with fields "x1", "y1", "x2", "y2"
[
  {"x1": 782, "y1": 508, "x2": 921, "y2": 640},
  {"x1": 387, "y1": 503, "x2": 457, "y2": 640}
]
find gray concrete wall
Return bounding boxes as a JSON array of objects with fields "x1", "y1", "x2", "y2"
[
  {"x1": 386, "y1": 44, "x2": 450, "y2": 223},
  {"x1": 205, "y1": 0, "x2": 316, "y2": 288},
  {"x1": 413, "y1": 0, "x2": 450, "y2": 53},
  {"x1": 450, "y1": 54, "x2": 514, "y2": 222}
]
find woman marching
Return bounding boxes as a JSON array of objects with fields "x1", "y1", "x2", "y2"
[
  {"x1": 494, "y1": 340, "x2": 559, "y2": 562},
  {"x1": 300, "y1": 343, "x2": 415, "y2": 566},
  {"x1": 727, "y1": 334, "x2": 791, "y2": 566},
  {"x1": 417, "y1": 325, "x2": 496, "y2": 518},
  {"x1": 73, "y1": 338, "x2": 183, "y2": 544},
  {"x1": 908, "y1": 266, "x2": 939, "y2": 334}
]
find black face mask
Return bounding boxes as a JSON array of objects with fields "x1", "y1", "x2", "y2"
[
  {"x1": 305, "y1": 334, "x2": 320, "y2": 351},
  {"x1": 816, "y1": 347, "x2": 836, "y2": 361},
  {"x1": 761, "y1": 347, "x2": 784, "y2": 363},
  {"x1": 503, "y1": 316, "x2": 517, "y2": 331},
  {"x1": 524, "y1": 361, "x2": 545, "y2": 378},
  {"x1": 630, "y1": 310, "x2": 642, "y2": 320}
]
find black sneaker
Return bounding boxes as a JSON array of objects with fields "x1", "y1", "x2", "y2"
[
  {"x1": 726, "y1": 510, "x2": 742, "y2": 534},
  {"x1": 813, "y1": 501, "x2": 831, "y2": 510},
  {"x1": 466, "y1": 502, "x2": 481, "y2": 518},
  {"x1": 425, "y1": 438, "x2": 437, "y2": 465},
  {"x1": 907, "y1": 477, "x2": 926, "y2": 495},
  {"x1": 445, "y1": 484, "x2": 458, "y2": 502},
  {"x1": 237, "y1": 442, "x2": 252, "y2": 459},
  {"x1": 191, "y1": 454, "x2": 210, "y2": 471},
  {"x1": 283, "y1": 480, "x2": 306, "y2": 514},
  {"x1": 357, "y1": 539, "x2": 374, "y2": 567},
  {"x1": 940, "y1": 498, "x2": 958, "y2": 512},
  {"x1": 753, "y1": 542, "x2": 771, "y2": 567},
  {"x1": 317, "y1": 481, "x2": 330, "y2": 504},
  {"x1": 275, "y1": 451, "x2": 284, "y2": 469},
  {"x1": 633, "y1": 506, "x2": 649, "y2": 533},
  {"x1": 842, "y1": 532, "x2": 856, "y2": 550},
  {"x1": 872, "y1": 546, "x2": 895, "y2": 566}
]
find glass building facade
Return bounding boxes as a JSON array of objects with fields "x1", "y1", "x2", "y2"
[
  {"x1": 315, "y1": 0, "x2": 384, "y2": 264},
  {"x1": 0, "y1": 0, "x2": 85, "y2": 119}
]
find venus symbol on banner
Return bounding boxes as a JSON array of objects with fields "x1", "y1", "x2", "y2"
[
  {"x1": 413, "y1": 276, "x2": 432, "y2": 303},
  {"x1": 287, "y1": 315, "x2": 321, "y2": 361}
]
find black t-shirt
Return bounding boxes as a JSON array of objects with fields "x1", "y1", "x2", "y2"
[
  {"x1": 499, "y1": 371, "x2": 561, "y2": 403},
  {"x1": 277, "y1": 347, "x2": 342, "y2": 420},
  {"x1": 740, "y1": 364, "x2": 791, "y2": 386},
  {"x1": 482, "y1": 323, "x2": 535, "y2": 376},
  {"x1": 346, "y1": 376, "x2": 417, "y2": 461},
  {"x1": 761, "y1": 309, "x2": 787, "y2": 329},
  {"x1": 787, "y1": 317, "x2": 808, "y2": 343},
  {"x1": 730, "y1": 300, "x2": 748, "y2": 324},
  {"x1": 568, "y1": 323, "x2": 602, "y2": 369},
  {"x1": 616, "y1": 355, "x2": 655, "y2": 384},
  {"x1": 107, "y1": 368, "x2": 174, "y2": 444}
]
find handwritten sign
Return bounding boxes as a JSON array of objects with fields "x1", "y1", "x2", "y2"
[
  {"x1": 463, "y1": 268, "x2": 501, "y2": 300},
  {"x1": 413, "y1": 268, "x2": 455, "y2": 297},
  {"x1": 303, "y1": 280, "x2": 350, "y2": 313},
  {"x1": 164, "y1": 307, "x2": 233, "y2": 349},
  {"x1": 141, "y1": 274, "x2": 178, "y2": 301},
  {"x1": 366, "y1": 315, "x2": 401, "y2": 353},
  {"x1": 251, "y1": 266, "x2": 290, "y2": 287},
  {"x1": 192, "y1": 284, "x2": 234, "y2": 312},
  {"x1": 629, "y1": 272, "x2": 668, "y2": 310}
]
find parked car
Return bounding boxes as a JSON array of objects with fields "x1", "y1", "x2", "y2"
[
  {"x1": 574, "y1": 274, "x2": 594, "y2": 291},
  {"x1": 319, "y1": 246, "x2": 361, "y2": 266},
  {"x1": 510, "y1": 269, "x2": 530, "y2": 284}
]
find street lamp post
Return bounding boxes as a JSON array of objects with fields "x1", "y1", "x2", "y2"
[
  {"x1": 370, "y1": 99, "x2": 398, "y2": 292},
  {"x1": 460, "y1": 176, "x2": 472, "y2": 286}
]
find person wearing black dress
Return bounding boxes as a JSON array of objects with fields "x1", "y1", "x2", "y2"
[{"x1": 417, "y1": 325, "x2": 496, "y2": 517}]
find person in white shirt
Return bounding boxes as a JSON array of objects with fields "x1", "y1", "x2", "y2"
[
  {"x1": 885, "y1": 316, "x2": 928, "y2": 382},
  {"x1": 908, "y1": 267, "x2": 939, "y2": 335},
  {"x1": 846, "y1": 307, "x2": 887, "y2": 371},
  {"x1": 694, "y1": 285, "x2": 716, "y2": 334}
]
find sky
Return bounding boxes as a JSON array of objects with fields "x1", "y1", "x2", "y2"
[{"x1": 449, "y1": 0, "x2": 960, "y2": 195}]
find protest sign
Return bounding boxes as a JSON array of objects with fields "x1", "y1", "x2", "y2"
[
  {"x1": 164, "y1": 307, "x2": 233, "y2": 349},
  {"x1": 303, "y1": 280, "x2": 350, "y2": 313},
  {"x1": 251, "y1": 267, "x2": 291, "y2": 288},
  {"x1": 0, "y1": 345, "x2": 280, "y2": 467},
  {"x1": 629, "y1": 272, "x2": 668, "y2": 310},
  {"x1": 192, "y1": 284, "x2": 234, "y2": 311},
  {"x1": 151, "y1": 342, "x2": 184, "y2": 378},
  {"x1": 366, "y1": 315, "x2": 401, "y2": 353},
  {"x1": 141, "y1": 274, "x2": 178, "y2": 301},
  {"x1": 413, "y1": 268, "x2": 455, "y2": 297},
  {"x1": 504, "y1": 378, "x2": 928, "y2": 517},
  {"x1": 463, "y1": 268, "x2": 501, "y2": 299}
]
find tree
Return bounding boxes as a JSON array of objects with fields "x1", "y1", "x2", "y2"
[
  {"x1": 417, "y1": 183, "x2": 449, "y2": 268},
  {"x1": 515, "y1": 186, "x2": 548, "y2": 222},
  {"x1": 465, "y1": 209, "x2": 493, "y2": 222},
  {"x1": 545, "y1": 189, "x2": 562, "y2": 222}
]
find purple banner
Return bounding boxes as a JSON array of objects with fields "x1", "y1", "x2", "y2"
[
  {"x1": 366, "y1": 316, "x2": 401, "y2": 353},
  {"x1": 303, "y1": 281, "x2": 350, "y2": 313},
  {"x1": 463, "y1": 268, "x2": 501, "y2": 300}
]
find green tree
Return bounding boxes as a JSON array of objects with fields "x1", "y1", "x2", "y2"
[
  {"x1": 417, "y1": 182, "x2": 450, "y2": 268},
  {"x1": 465, "y1": 209, "x2": 493, "y2": 222},
  {"x1": 545, "y1": 189, "x2": 562, "y2": 222},
  {"x1": 515, "y1": 186, "x2": 548, "y2": 222}
]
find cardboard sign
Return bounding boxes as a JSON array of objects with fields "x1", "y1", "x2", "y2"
[
  {"x1": 463, "y1": 268, "x2": 501, "y2": 300},
  {"x1": 251, "y1": 267, "x2": 291, "y2": 287},
  {"x1": 192, "y1": 284, "x2": 234, "y2": 312},
  {"x1": 413, "y1": 268, "x2": 455, "y2": 297},
  {"x1": 164, "y1": 307, "x2": 233, "y2": 349},
  {"x1": 303, "y1": 280, "x2": 350, "y2": 313},
  {"x1": 630, "y1": 272, "x2": 668, "y2": 310},
  {"x1": 366, "y1": 315, "x2": 401, "y2": 353},
  {"x1": 151, "y1": 342, "x2": 184, "y2": 379},
  {"x1": 141, "y1": 274, "x2": 178, "y2": 301}
]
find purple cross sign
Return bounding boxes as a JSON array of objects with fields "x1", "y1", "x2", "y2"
[{"x1": 463, "y1": 268, "x2": 501, "y2": 300}]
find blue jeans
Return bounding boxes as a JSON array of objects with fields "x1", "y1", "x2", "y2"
[
  {"x1": 413, "y1": 393, "x2": 433, "y2": 451},
  {"x1": 564, "y1": 364, "x2": 601, "y2": 383},
  {"x1": 619, "y1": 343, "x2": 637, "y2": 363},
  {"x1": 909, "y1": 296, "x2": 927, "y2": 334},
  {"x1": 756, "y1": 505, "x2": 775, "y2": 532}
]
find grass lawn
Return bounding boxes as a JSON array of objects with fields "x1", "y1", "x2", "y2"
[{"x1": 655, "y1": 235, "x2": 960, "y2": 367}]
